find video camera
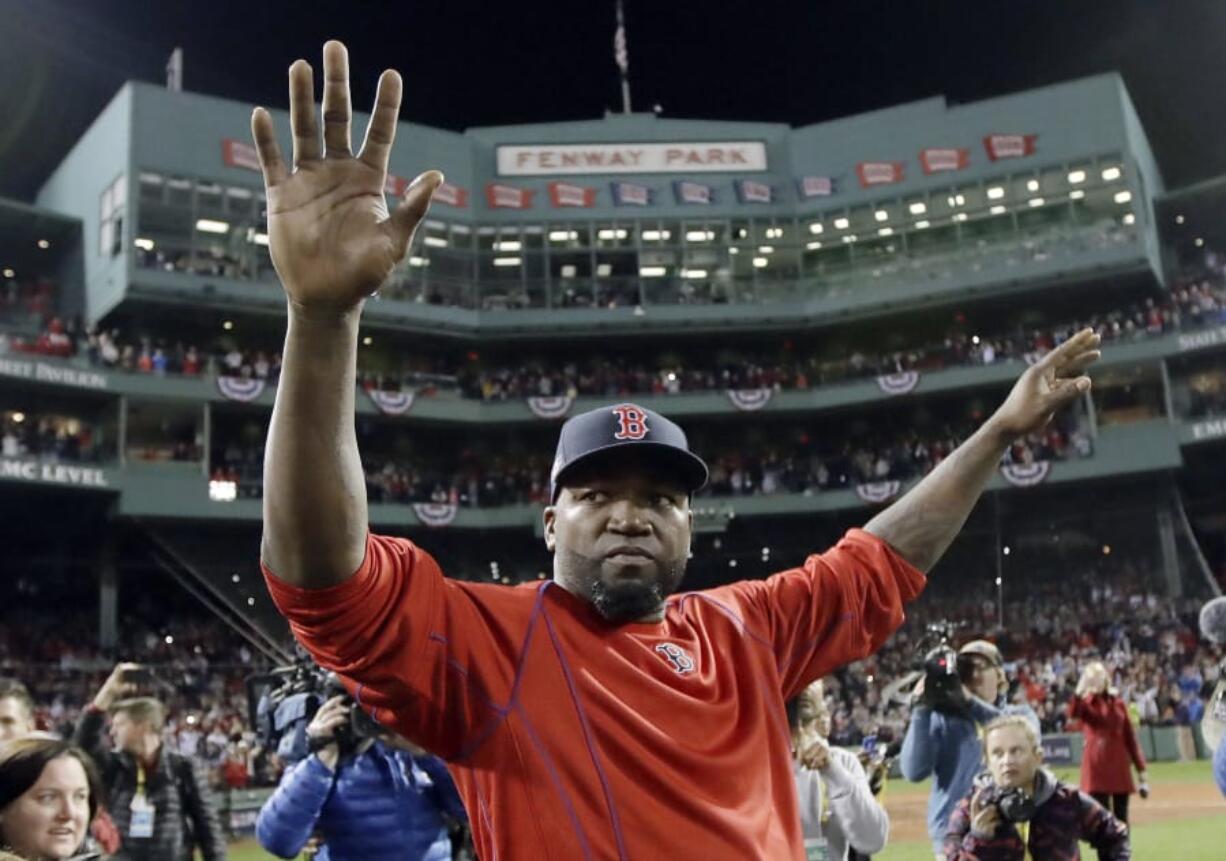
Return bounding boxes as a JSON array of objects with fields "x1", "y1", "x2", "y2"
[
  {"x1": 916, "y1": 620, "x2": 974, "y2": 715},
  {"x1": 247, "y1": 660, "x2": 383, "y2": 762}
]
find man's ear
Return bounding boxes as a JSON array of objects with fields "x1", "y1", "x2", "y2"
[{"x1": 543, "y1": 505, "x2": 557, "y2": 552}]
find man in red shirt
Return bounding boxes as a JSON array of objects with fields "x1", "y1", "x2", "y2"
[{"x1": 248, "y1": 41, "x2": 1102, "y2": 860}]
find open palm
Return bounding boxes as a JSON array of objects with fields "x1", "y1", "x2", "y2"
[{"x1": 249, "y1": 41, "x2": 441, "y2": 309}]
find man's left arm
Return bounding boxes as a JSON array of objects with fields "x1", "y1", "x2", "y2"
[
  {"x1": 864, "y1": 329, "x2": 1100, "y2": 573},
  {"x1": 182, "y1": 756, "x2": 228, "y2": 861}
]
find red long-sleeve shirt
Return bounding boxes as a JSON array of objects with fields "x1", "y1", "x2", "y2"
[
  {"x1": 1068, "y1": 693, "x2": 1146, "y2": 794},
  {"x1": 264, "y1": 528, "x2": 924, "y2": 860}
]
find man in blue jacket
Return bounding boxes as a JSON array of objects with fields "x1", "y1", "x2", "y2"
[
  {"x1": 256, "y1": 695, "x2": 466, "y2": 861},
  {"x1": 899, "y1": 640, "x2": 1040, "y2": 860}
]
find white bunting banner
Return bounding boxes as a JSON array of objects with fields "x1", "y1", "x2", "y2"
[
  {"x1": 875, "y1": 371, "x2": 920, "y2": 396},
  {"x1": 412, "y1": 502, "x2": 459, "y2": 527},
  {"x1": 216, "y1": 376, "x2": 267, "y2": 402},
  {"x1": 365, "y1": 388, "x2": 416, "y2": 416},
  {"x1": 855, "y1": 481, "x2": 902, "y2": 504},
  {"x1": 1000, "y1": 461, "x2": 1052, "y2": 487},
  {"x1": 527, "y1": 395, "x2": 575, "y2": 420},
  {"x1": 726, "y1": 389, "x2": 773, "y2": 412}
]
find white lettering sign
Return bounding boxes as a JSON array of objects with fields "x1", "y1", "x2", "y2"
[
  {"x1": 0, "y1": 459, "x2": 109, "y2": 488},
  {"x1": 1192, "y1": 419, "x2": 1226, "y2": 442},
  {"x1": 0, "y1": 357, "x2": 108, "y2": 390},
  {"x1": 1177, "y1": 326, "x2": 1226, "y2": 353},
  {"x1": 497, "y1": 142, "x2": 768, "y2": 176}
]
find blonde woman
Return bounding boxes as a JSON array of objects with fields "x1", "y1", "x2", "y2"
[{"x1": 1068, "y1": 660, "x2": 1148, "y2": 823}]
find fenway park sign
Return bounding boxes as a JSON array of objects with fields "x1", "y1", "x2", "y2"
[
  {"x1": 497, "y1": 142, "x2": 768, "y2": 176},
  {"x1": 0, "y1": 459, "x2": 109, "y2": 488}
]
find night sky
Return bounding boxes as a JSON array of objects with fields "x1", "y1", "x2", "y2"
[{"x1": 2, "y1": 0, "x2": 1225, "y2": 200}]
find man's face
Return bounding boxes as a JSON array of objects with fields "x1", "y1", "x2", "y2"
[
  {"x1": 544, "y1": 453, "x2": 692, "y2": 624},
  {"x1": 109, "y1": 713, "x2": 147, "y2": 754},
  {"x1": 799, "y1": 682, "x2": 833, "y2": 739},
  {"x1": 965, "y1": 655, "x2": 1001, "y2": 702},
  {"x1": 984, "y1": 725, "x2": 1041, "y2": 790},
  {"x1": 0, "y1": 696, "x2": 32, "y2": 742}
]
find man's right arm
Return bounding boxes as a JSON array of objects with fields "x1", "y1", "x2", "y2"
[
  {"x1": 250, "y1": 41, "x2": 441, "y2": 588},
  {"x1": 256, "y1": 757, "x2": 335, "y2": 859},
  {"x1": 899, "y1": 707, "x2": 939, "y2": 781}
]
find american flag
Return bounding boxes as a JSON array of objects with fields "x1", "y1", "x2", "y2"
[
  {"x1": 855, "y1": 161, "x2": 905, "y2": 188},
  {"x1": 798, "y1": 176, "x2": 834, "y2": 198},
  {"x1": 738, "y1": 180, "x2": 772, "y2": 203},
  {"x1": 674, "y1": 181, "x2": 713, "y2": 205},
  {"x1": 432, "y1": 182, "x2": 470, "y2": 208},
  {"x1": 983, "y1": 134, "x2": 1038, "y2": 161},
  {"x1": 549, "y1": 182, "x2": 597, "y2": 208},
  {"x1": 919, "y1": 147, "x2": 970, "y2": 174},
  {"x1": 485, "y1": 183, "x2": 534, "y2": 209},
  {"x1": 611, "y1": 182, "x2": 651, "y2": 206}
]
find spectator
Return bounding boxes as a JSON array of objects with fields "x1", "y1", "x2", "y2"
[
  {"x1": 0, "y1": 680, "x2": 34, "y2": 743},
  {"x1": 0, "y1": 736, "x2": 102, "y2": 861},
  {"x1": 74, "y1": 664, "x2": 227, "y2": 861},
  {"x1": 256, "y1": 695, "x2": 465, "y2": 861},
  {"x1": 942, "y1": 714, "x2": 1130, "y2": 860},
  {"x1": 1068, "y1": 660, "x2": 1148, "y2": 823},
  {"x1": 900, "y1": 640, "x2": 1040, "y2": 859},
  {"x1": 787, "y1": 679, "x2": 889, "y2": 860}
]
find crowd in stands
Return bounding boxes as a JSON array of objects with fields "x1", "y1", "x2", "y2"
[{"x1": 0, "y1": 411, "x2": 105, "y2": 463}]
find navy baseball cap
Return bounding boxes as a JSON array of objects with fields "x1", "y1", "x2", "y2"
[{"x1": 549, "y1": 403, "x2": 709, "y2": 502}]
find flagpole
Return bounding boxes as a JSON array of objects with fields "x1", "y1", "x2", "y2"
[{"x1": 615, "y1": 0, "x2": 632, "y2": 114}]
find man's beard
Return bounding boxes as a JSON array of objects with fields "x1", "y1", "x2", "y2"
[{"x1": 556, "y1": 547, "x2": 688, "y2": 623}]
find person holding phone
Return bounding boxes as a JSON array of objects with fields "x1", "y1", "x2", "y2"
[{"x1": 74, "y1": 663, "x2": 227, "y2": 861}]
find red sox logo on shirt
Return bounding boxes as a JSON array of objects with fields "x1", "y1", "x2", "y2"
[
  {"x1": 655, "y1": 642, "x2": 696, "y2": 675},
  {"x1": 611, "y1": 404, "x2": 650, "y2": 440}
]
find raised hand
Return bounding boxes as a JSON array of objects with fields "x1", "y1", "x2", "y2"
[
  {"x1": 249, "y1": 41, "x2": 442, "y2": 311},
  {"x1": 990, "y1": 328, "x2": 1102, "y2": 440}
]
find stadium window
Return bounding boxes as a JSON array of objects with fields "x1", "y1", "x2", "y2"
[{"x1": 98, "y1": 173, "x2": 127, "y2": 258}]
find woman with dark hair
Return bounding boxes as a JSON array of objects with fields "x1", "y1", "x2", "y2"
[{"x1": 0, "y1": 738, "x2": 102, "y2": 860}]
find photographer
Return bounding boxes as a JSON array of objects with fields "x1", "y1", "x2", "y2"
[
  {"x1": 74, "y1": 663, "x2": 227, "y2": 861},
  {"x1": 256, "y1": 695, "x2": 465, "y2": 861},
  {"x1": 900, "y1": 640, "x2": 1039, "y2": 859},
  {"x1": 787, "y1": 680, "x2": 889, "y2": 860},
  {"x1": 943, "y1": 715, "x2": 1130, "y2": 860}
]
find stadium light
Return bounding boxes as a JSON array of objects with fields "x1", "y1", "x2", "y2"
[
  {"x1": 560, "y1": 264, "x2": 576, "y2": 278},
  {"x1": 1122, "y1": 213, "x2": 1136, "y2": 226},
  {"x1": 423, "y1": 236, "x2": 448, "y2": 248},
  {"x1": 728, "y1": 247, "x2": 739, "y2": 255},
  {"x1": 1026, "y1": 179, "x2": 1040, "y2": 192},
  {"x1": 681, "y1": 269, "x2": 708, "y2": 279},
  {"x1": 909, "y1": 202, "x2": 927, "y2": 215},
  {"x1": 208, "y1": 480, "x2": 237, "y2": 502},
  {"x1": 548, "y1": 230, "x2": 578, "y2": 241},
  {"x1": 1, "y1": 268, "x2": 12, "y2": 278},
  {"x1": 408, "y1": 256, "x2": 428, "y2": 267},
  {"x1": 493, "y1": 257, "x2": 522, "y2": 267},
  {"x1": 878, "y1": 227, "x2": 893, "y2": 237},
  {"x1": 752, "y1": 257, "x2": 769, "y2": 268},
  {"x1": 1069, "y1": 190, "x2": 1085, "y2": 200},
  {"x1": 986, "y1": 186, "x2": 1005, "y2": 199},
  {"x1": 990, "y1": 205, "x2": 1007, "y2": 215},
  {"x1": 947, "y1": 194, "x2": 965, "y2": 207},
  {"x1": 640, "y1": 266, "x2": 667, "y2": 277},
  {"x1": 597, "y1": 229, "x2": 628, "y2": 240},
  {"x1": 250, "y1": 232, "x2": 269, "y2": 246},
  {"x1": 808, "y1": 222, "x2": 824, "y2": 235},
  {"x1": 874, "y1": 210, "x2": 889, "y2": 222},
  {"x1": 1195, "y1": 237, "x2": 1205, "y2": 247},
  {"x1": 1003, "y1": 545, "x2": 1010, "y2": 555},
  {"x1": 953, "y1": 213, "x2": 968, "y2": 222},
  {"x1": 642, "y1": 229, "x2": 671, "y2": 241},
  {"x1": 841, "y1": 234, "x2": 858, "y2": 244},
  {"x1": 362, "y1": 336, "x2": 373, "y2": 346},
  {"x1": 596, "y1": 263, "x2": 612, "y2": 276},
  {"x1": 195, "y1": 218, "x2": 229, "y2": 234},
  {"x1": 686, "y1": 230, "x2": 715, "y2": 242},
  {"x1": 11, "y1": 412, "x2": 24, "y2": 423},
  {"x1": 1028, "y1": 197, "x2": 1045, "y2": 208},
  {"x1": 806, "y1": 240, "x2": 823, "y2": 250},
  {"x1": 914, "y1": 220, "x2": 930, "y2": 230},
  {"x1": 765, "y1": 226, "x2": 784, "y2": 239},
  {"x1": 222, "y1": 320, "x2": 234, "y2": 331},
  {"x1": 1067, "y1": 169, "x2": 1086, "y2": 184},
  {"x1": 1113, "y1": 190, "x2": 1132, "y2": 204},
  {"x1": 1102, "y1": 545, "x2": 1111, "y2": 555},
  {"x1": 494, "y1": 240, "x2": 522, "y2": 251},
  {"x1": 758, "y1": 245, "x2": 774, "y2": 254},
  {"x1": 134, "y1": 238, "x2": 155, "y2": 251},
  {"x1": 37, "y1": 239, "x2": 50, "y2": 249},
  {"x1": 1101, "y1": 166, "x2": 1122, "y2": 181},
  {"x1": 1175, "y1": 214, "x2": 1185, "y2": 225},
  {"x1": 833, "y1": 217, "x2": 850, "y2": 230}
]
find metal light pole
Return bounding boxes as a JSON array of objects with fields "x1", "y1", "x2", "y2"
[{"x1": 614, "y1": 0, "x2": 632, "y2": 113}]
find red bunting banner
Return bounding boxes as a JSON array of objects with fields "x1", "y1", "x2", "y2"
[
  {"x1": 221, "y1": 139, "x2": 261, "y2": 172},
  {"x1": 432, "y1": 182, "x2": 470, "y2": 208},
  {"x1": 856, "y1": 162, "x2": 905, "y2": 188},
  {"x1": 548, "y1": 182, "x2": 597, "y2": 208},
  {"x1": 486, "y1": 183, "x2": 534, "y2": 209},
  {"x1": 984, "y1": 134, "x2": 1038, "y2": 161},
  {"x1": 920, "y1": 147, "x2": 970, "y2": 174}
]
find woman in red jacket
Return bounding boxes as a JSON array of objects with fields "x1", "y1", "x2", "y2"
[{"x1": 1068, "y1": 660, "x2": 1149, "y2": 823}]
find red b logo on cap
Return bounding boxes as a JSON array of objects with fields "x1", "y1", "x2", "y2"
[{"x1": 611, "y1": 404, "x2": 649, "y2": 440}]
